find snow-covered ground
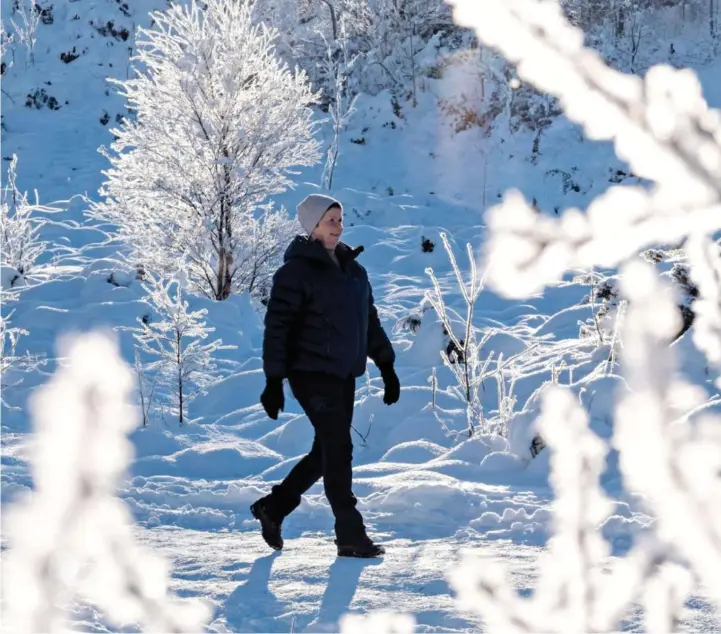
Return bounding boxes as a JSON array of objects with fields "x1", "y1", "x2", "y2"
[{"x1": 3, "y1": 0, "x2": 721, "y2": 630}]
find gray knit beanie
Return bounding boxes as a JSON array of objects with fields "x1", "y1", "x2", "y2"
[{"x1": 296, "y1": 194, "x2": 342, "y2": 235}]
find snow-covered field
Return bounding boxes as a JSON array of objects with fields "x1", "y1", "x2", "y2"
[{"x1": 3, "y1": 0, "x2": 721, "y2": 631}]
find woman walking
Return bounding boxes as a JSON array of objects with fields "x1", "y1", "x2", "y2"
[{"x1": 250, "y1": 194, "x2": 400, "y2": 558}]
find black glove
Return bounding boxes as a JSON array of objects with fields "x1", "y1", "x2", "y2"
[
  {"x1": 378, "y1": 363, "x2": 400, "y2": 405},
  {"x1": 260, "y1": 377, "x2": 285, "y2": 420}
]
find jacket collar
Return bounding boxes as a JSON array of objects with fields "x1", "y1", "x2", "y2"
[{"x1": 284, "y1": 235, "x2": 364, "y2": 266}]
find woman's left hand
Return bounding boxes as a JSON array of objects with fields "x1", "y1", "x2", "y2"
[{"x1": 378, "y1": 364, "x2": 400, "y2": 405}]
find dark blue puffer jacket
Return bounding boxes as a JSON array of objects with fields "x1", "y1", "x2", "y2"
[{"x1": 262, "y1": 235, "x2": 395, "y2": 379}]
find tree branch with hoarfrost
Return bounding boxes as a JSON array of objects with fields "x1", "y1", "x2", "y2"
[
  {"x1": 320, "y1": 30, "x2": 359, "y2": 190},
  {"x1": 447, "y1": 276, "x2": 717, "y2": 632},
  {"x1": 614, "y1": 262, "x2": 721, "y2": 608},
  {"x1": 90, "y1": 0, "x2": 320, "y2": 301},
  {"x1": 686, "y1": 234, "x2": 721, "y2": 389},
  {"x1": 2, "y1": 331, "x2": 211, "y2": 633},
  {"x1": 447, "y1": 0, "x2": 721, "y2": 299}
]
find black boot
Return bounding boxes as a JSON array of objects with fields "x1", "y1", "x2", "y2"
[
  {"x1": 335, "y1": 536, "x2": 385, "y2": 558},
  {"x1": 250, "y1": 500, "x2": 284, "y2": 551}
]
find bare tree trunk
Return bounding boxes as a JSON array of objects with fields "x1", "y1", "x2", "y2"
[
  {"x1": 711, "y1": 0, "x2": 717, "y2": 37},
  {"x1": 616, "y1": 4, "x2": 625, "y2": 39},
  {"x1": 215, "y1": 154, "x2": 234, "y2": 301},
  {"x1": 176, "y1": 330, "x2": 183, "y2": 426},
  {"x1": 410, "y1": 24, "x2": 418, "y2": 107},
  {"x1": 319, "y1": 0, "x2": 338, "y2": 40}
]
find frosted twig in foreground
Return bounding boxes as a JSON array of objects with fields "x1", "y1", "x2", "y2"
[
  {"x1": 686, "y1": 234, "x2": 721, "y2": 389},
  {"x1": 614, "y1": 262, "x2": 721, "y2": 609},
  {"x1": 448, "y1": 0, "x2": 721, "y2": 198},
  {"x1": 447, "y1": 0, "x2": 721, "y2": 298},
  {"x1": 2, "y1": 332, "x2": 211, "y2": 633},
  {"x1": 449, "y1": 387, "x2": 639, "y2": 633}
]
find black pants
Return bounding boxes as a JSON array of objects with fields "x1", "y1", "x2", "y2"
[{"x1": 261, "y1": 371, "x2": 367, "y2": 543}]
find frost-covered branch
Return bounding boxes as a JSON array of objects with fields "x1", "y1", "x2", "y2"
[
  {"x1": 686, "y1": 234, "x2": 721, "y2": 389},
  {"x1": 449, "y1": 0, "x2": 721, "y2": 199},
  {"x1": 1, "y1": 29, "x2": 15, "y2": 73},
  {"x1": 431, "y1": 0, "x2": 721, "y2": 630},
  {"x1": 450, "y1": 387, "x2": 614, "y2": 632},
  {"x1": 133, "y1": 347, "x2": 157, "y2": 427},
  {"x1": 2, "y1": 331, "x2": 211, "y2": 632},
  {"x1": 320, "y1": 30, "x2": 359, "y2": 190},
  {"x1": 614, "y1": 262, "x2": 721, "y2": 609}
]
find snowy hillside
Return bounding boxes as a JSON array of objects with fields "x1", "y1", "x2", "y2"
[{"x1": 3, "y1": 0, "x2": 721, "y2": 631}]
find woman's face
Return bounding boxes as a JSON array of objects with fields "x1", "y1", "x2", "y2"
[{"x1": 312, "y1": 205, "x2": 343, "y2": 250}]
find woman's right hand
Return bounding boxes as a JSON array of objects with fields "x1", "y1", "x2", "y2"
[{"x1": 260, "y1": 377, "x2": 285, "y2": 420}]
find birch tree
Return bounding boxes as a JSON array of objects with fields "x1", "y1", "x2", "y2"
[{"x1": 90, "y1": 0, "x2": 320, "y2": 301}]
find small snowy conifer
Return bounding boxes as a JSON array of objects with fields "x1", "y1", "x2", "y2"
[{"x1": 131, "y1": 274, "x2": 235, "y2": 425}]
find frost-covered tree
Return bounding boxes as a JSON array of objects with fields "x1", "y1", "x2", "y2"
[
  {"x1": 131, "y1": 274, "x2": 235, "y2": 425},
  {"x1": 91, "y1": 0, "x2": 320, "y2": 301},
  {"x1": 2, "y1": 331, "x2": 211, "y2": 632},
  {"x1": 368, "y1": 0, "x2": 452, "y2": 101}
]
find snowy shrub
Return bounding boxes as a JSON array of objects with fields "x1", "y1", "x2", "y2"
[
  {"x1": 425, "y1": 232, "x2": 496, "y2": 436},
  {"x1": 0, "y1": 154, "x2": 57, "y2": 281},
  {"x1": 130, "y1": 274, "x2": 236, "y2": 425},
  {"x1": 133, "y1": 346, "x2": 156, "y2": 427},
  {"x1": 91, "y1": 0, "x2": 320, "y2": 301},
  {"x1": 2, "y1": 331, "x2": 211, "y2": 632},
  {"x1": 9, "y1": 0, "x2": 40, "y2": 67},
  {"x1": 0, "y1": 303, "x2": 44, "y2": 408},
  {"x1": 1, "y1": 28, "x2": 14, "y2": 75}
]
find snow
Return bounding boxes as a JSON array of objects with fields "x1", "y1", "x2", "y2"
[{"x1": 2, "y1": 0, "x2": 721, "y2": 630}]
